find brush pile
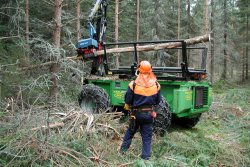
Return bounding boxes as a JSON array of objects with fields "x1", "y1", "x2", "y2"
[{"x1": 0, "y1": 99, "x2": 126, "y2": 166}]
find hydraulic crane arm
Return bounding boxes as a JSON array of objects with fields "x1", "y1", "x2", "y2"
[
  {"x1": 88, "y1": 0, "x2": 107, "y2": 43},
  {"x1": 76, "y1": 0, "x2": 107, "y2": 59}
]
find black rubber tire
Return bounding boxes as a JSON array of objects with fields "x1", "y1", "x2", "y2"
[
  {"x1": 153, "y1": 96, "x2": 172, "y2": 135},
  {"x1": 174, "y1": 114, "x2": 202, "y2": 128},
  {"x1": 78, "y1": 84, "x2": 110, "y2": 114}
]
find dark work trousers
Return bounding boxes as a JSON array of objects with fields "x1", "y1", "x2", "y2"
[{"x1": 120, "y1": 112, "x2": 153, "y2": 159}]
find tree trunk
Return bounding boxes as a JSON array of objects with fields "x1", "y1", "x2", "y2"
[
  {"x1": 0, "y1": 76, "x2": 1, "y2": 98},
  {"x1": 25, "y1": 0, "x2": 29, "y2": 42},
  {"x1": 204, "y1": 0, "x2": 209, "y2": 76},
  {"x1": 246, "y1": 14, "x2": 249, "y2": 80},
  {"x1": 210, "y1": 0, "x2": 215, "y2": 83},
  {"x1": 221, "y1": 0, "x2": 227, "y2": 80},
  {"x1": 153, "y1": 0, "x2": 160, "y2": 36},
  {"x1": 76, "y1": 0, "x2": 81, "y2": 40},
  {"x1": 115, "y1": 0, "x2": 119, "y2": 68},
  {"x1": 50, "y1": 0, "x2": 62, "y2": 100},
  {"x1": 187, "y1": 0, "x2": 191, "y2": 67},
  {"x1": 136, "y1": 0, "x2": 140, "y2": 60},
  {"x1": 242, "y1": 50, "x2": 245, "y2": 81},
  {"x1": 136, "y1": 0, "x2": 140, "y2": 42},
  {"x1": 177, "y1": 0, "x2": 181, "y2": 66},
  {"x1": 25, "y1": 0, "x2": 30, "y2": 62},
  {"x1": 231, "y1": 55, "x2": 234, "y2": 78},
  {"x1": 204, "y1": 0, "x2": 209, "y2": 34}
]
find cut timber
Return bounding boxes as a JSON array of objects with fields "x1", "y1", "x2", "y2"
[
  {"x1": 96, "y1": 34, "x2": 210, "y2": 55},
  {"x1": 19, "y1": 34, "x2": 209, "y2": 71}
]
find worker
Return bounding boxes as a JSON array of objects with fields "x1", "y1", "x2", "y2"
[{"x1": 120, "y1": 60, "x2": 161, "y2": 160}]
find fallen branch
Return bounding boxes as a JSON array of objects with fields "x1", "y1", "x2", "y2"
[
  {"x1": 59, "y1": 149, "x2": 83, "y2": 165},
  {"x1": 164, "y1": 156, "x2": 188, "y2": 165},
  {"x1": 88, "y1": 145, "x2": 111, "y2": 165},
  {"x1": 89, "y1": 156, "x2": 111, "y2": 165},
  {"x1": 31, "y1": 122, "x2": 65, "y2": 131},
  {"x1": 119, "y1": 161, "x2": 136, "y2": 167},
  {"x1": 96, "y1": 123, "x2": 121, "y2": 137},
  {"x1": 50, "y1": 112, "x2": 67, "y2": 117},
  {"x1": 65, "y1": 112, "x2": 83, "y2": 132},
  {"x1": 0, "y1": 150, "x2": 29, "y2": 158},
  {"x1": 55, "y1": 144, "x2": 93, "y2": 164},
  {"x1": 5, "y1": 141, "x2": 32, "y2": 167},
  {"x1": 90, "y1": 145, "x2": 99, "y2": 158},
  {"x1": 0, "y1": 36, "x2": 19, "y2": 40}
]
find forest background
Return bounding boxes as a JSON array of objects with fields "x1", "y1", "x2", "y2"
[{"x1": 0, "y1": 0, "x2": 249, "y2": 166}]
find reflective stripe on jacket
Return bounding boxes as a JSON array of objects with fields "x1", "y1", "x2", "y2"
[{"x1": 125, "y1": 81, "x2": 161, "y2": 107}]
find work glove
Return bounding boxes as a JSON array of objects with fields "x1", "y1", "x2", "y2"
[
  {"x1": 124, "y1": 104, "x2": 131, "y2": 111},
  {"x1": 151, "y1": 111, "x2": 157, "y2": 118}
]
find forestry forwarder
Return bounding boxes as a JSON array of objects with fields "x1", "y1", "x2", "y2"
[{"x1": 76, "y1": 0, "x2": 212, "y2": 134}]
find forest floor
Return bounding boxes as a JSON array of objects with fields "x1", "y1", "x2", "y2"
[{"x1": 0, "y1": 81, "x2": 249, "y2": 167}]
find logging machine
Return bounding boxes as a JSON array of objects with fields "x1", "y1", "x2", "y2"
[{"x1": 76, "y1": 0, "x2": 212, "y2": 134}]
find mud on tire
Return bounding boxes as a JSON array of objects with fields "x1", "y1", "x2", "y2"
[
  {"x1": 153, "y1": 96, "x2": 172, "y2": 135},
  {"x1": 78, "y1": 84, "x2": 110, "y2": 114}
]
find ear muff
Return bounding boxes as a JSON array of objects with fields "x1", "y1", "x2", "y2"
[{"x1": 135, "y1": 69, "x2": 139, "y2": 76}]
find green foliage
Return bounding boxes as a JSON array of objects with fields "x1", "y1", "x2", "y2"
[
  {"x1": 224, "y1": 88, "x2": 250, "y2": 107},
  {"x1": 140, "y1": 0, "x2": 178, "y2": 40},
  {"x1": 213, "y1": 81, "x2": 250, "y2": 107},
  {"x1": 153, "y1": 130, "x2": 223, "y2": 166},
  {"x1": 66, "y1": 137, "x2": 91, "y2": 156},
  {"x1": 116, "y1": 0, "x2": 136, "y2": 42},
  {"x1": 212, "y1": 80, "x2": 236, "y2": 93}
]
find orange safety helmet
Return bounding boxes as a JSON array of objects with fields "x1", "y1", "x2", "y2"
[
  {"x1": 135, "y1": 60, "x2": 156, "y2": 87},
  {"x1": 138, "y1": 60, "x2": 152, "y2": 73}
]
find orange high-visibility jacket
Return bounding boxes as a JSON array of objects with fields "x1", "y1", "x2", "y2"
[{"x1": 125, "y1": 81, "x2": 161, "y2": 107}]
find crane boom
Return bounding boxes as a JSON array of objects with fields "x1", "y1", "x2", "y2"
[{"x1": 76, "y1": 0, "x2": 107, "y2": 66}]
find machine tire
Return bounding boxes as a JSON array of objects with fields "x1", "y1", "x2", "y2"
[
  {"x1": 174, "y1": 114, "x2": 201, "y2": 128},
  {"x1": 153, "y1": 96, "x2": 172, "y2": 135},
  {"x1": 78, "y1": 84, "x2": 110, "y2": 114}
]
